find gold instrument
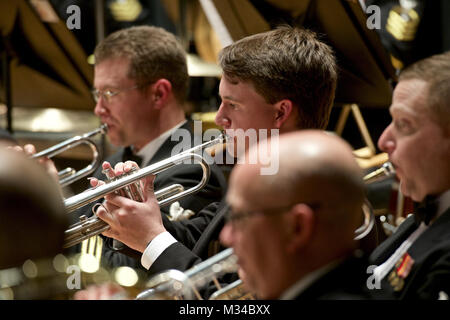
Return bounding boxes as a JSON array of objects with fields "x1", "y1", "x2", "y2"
[
  {"x1": 135, "y1": 248, "x2": 252, "y2": 300},
  {"x1": 63, "y1": 134, "x2": 229, "y2": 248},
  {"x1": 0, "y1": 253, "x2": 148, "y2": 300},
  {"x1": 363, "y1": 162, "x2": 395, "y2": 184},
  {"x1": 32, "y1": 124, "x2": 108, "y2": 187},
  {"x1": 354, "y1": 162, "x2": 396, "y2": 240}
]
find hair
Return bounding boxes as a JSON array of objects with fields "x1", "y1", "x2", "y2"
[
  {"x1": 94, "y1": 26, "x2": 189, "y2": 103},
  {"x1": 219, "y1": 25, "x2": 337, "y2": 130},
  {"x1": 399, "y1": 51, "x2": 450, "y2": 129}
]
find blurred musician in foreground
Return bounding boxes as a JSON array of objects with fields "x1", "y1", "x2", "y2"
[
  {"x1": 77, "y1": 25, "x2": 227, "y2": 268},
  {"x1": 94, "y1": 25, "x2": 338, "y2": 278},
  {"x1": 0, "y1": 129, "x2": 17, "y2": 147},
  {"x1": 0, "y1": 147, "x2": 67, "y2": 270},
  {"x1": 220, "y1": 131, "x2": 370, "y2": 299},
  {"x1": 368, "y1": 51, "x2": 450, "y2": 299}
]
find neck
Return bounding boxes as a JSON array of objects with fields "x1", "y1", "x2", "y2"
[{"x1": 133, "y1": 104, "x2": 185, "y2": 152}]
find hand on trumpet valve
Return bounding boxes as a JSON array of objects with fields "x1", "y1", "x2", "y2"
[{"x1": 94, "y1": 161, "x2": 165, "y2": 253}]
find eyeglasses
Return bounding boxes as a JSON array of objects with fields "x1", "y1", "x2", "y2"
[
  {"x1": 225, "y1": 202, "x2": 320, "y2": 228},
  {"x1": 224, "y1": 204, "x2": 294, "y2": 228},
  {"x1": 91, "y1": 85, "x2": 139, "y2": 103}
]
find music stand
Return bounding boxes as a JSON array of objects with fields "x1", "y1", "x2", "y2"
[{"x1": 0, "y1": 0, "x2": 94, "y2": 133}]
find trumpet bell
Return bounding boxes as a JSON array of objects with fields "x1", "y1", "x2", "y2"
[
  {"x1": 32, "y1": 124, "x2": 108, "y2": 187},
  {"x1": 135, "y1": 248, "x2": 243, "y2": 300}
]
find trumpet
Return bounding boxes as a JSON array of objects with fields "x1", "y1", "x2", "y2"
[
  {"x1": 363, "y1": 162, "x2": 395, "y2": 184},
  {"x1": 354, "y1": 162, "x2": 396, "y2": 240},
  {"x1": 135, "y1": 248, "x2": 251, "y2": 300},
  {"x1": 32, "y1": 124, "x2": 108, "y2": 187},
  {"x1": 63, "y1": 134, "x2": 229, "y2": 248}
]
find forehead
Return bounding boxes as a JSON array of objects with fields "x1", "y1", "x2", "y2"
[
  {"x1": 227, "y1": 164, "x2": 270, "y2": 211},
  {"x1": 94, "y1": 57, "x2": 132, "y2": 85},
  {"x1": 390, "y1": 79, "x2": 429, "y2": 116},
  {"x1": 227, "y1": 165, "x2": 255, "y2": 204},
  {"x1": 219, "y1": 77, "x2": 266, "y2": 103}
]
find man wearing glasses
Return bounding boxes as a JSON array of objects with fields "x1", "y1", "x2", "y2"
[
  {"x1": 92, "y1": 26, "x2": 339, "y2": 278},
  {"x1": 76, "y1": 25, "x2": 226, "y2": 268},
  {"x1": 76, "y1": 130, "x2": 369, "y2": 300},
  {"x1": 219, "y1": 130, "x2": 370, "y2": 299}
]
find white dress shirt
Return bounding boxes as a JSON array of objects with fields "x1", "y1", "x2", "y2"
[
  {"x1": 134, "y1": 120, "x2": 190, "y2": 270},
  {"x1": 135, "y1": 120, "x2": 187, "y2": 167}
]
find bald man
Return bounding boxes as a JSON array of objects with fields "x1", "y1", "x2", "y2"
[{"x1": 220, "y1": 131, "x2": 370, "y2": 300}]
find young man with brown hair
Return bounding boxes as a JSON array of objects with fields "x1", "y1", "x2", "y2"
[{"x1": 94, "y1": 25, "x2": 338, "y2": 277}]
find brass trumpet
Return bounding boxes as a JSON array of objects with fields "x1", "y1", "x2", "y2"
[
  {"x1": 354, "y1": 162, "x2": 395, "y2": 240},
  {"x1": 63, "y1": 134, "x2": 229, "y2": 248},
  {"x1": 32, "y1": 124, "x2": 108, "y2": 187},
  {"x1": 135, "y1": 248, "x2": 251, "y2": 300}
]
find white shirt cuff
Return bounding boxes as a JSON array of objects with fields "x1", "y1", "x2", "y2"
[{"x1": 141, "y1": 231, "x2": 178, "y2": 270}]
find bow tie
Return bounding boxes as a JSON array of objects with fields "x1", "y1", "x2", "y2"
[
  {"x1": 414, "y1": 195, "x2": 439, "y2": 226},
  {"x1": 123, "y1": 147, "x2": 143, "y2": 166}
]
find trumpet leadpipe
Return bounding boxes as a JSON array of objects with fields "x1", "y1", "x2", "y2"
[
  {"x1": 354, "y1": 162, "x2": 396, "y2": 241},
  {"x1": 363, "y1": 162, "x2": 395, "y2": 183},
  {"x1": 64, "y1": 152, "x2": 210, "y2": 212}
]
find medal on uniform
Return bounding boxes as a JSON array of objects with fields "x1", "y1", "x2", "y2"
[{"x1": 388, "y1": 252, "x2": 415, "y2": 291}]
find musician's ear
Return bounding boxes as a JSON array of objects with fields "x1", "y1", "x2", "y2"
[
  {"x1": 286, "y1": 203, "x2": 314, "y2": 252},
  {"x1": 273, "y1": 99, "x2": 293, "y2": 129},
  {"x1": 150, "y1": 79, "x2": 172, "y2": 109}
]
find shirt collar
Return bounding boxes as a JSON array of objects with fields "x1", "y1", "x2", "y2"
[{"x1": 134, "y1": 120, "x2": 187, "y2": 167}]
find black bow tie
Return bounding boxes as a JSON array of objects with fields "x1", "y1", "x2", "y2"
[
  {"x1": 414, "y1": 195, "x2": 439, "y2": 226},
  {"x1": 123, "y1": 147, "x2": 143, "y2": 166}
]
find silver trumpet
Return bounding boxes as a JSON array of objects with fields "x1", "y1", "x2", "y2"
[
  {"x1": 354, "y1": 162, "x2": 395, "y2": 240},
  {"x1": 63, "y1": 134, "x2": 229, "y2": 248},
  {"x1": 135, "y1": 248, "x2": 252, "y2": 300},
  {"x1": 32, "y1": 124, "x2": 108, "y2": 187}
]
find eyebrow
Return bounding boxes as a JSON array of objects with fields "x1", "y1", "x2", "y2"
[
  {"x1": 220, "y1": 95, "x2": 243, "y2": 103},
  {"x1": 389, "y1": 104, "x2": 419, "y2": 118}
]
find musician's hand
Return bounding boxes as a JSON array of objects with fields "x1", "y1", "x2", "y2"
[
  {"x1": 8, "y1": 144, "x2": 59, "y2": 183},
  {"x1": 73, "y1": 283, "x2": 128, "y2": 300},
  {"x1": 87, "y1": 161, "x2": 114, "y2": 188},
  {"x1": 91, "y1": 160, "x2": 141, "y2": 187},
  {"x1": 113, "y1": 160, "x2": 139, "y2": 176},
  {"x1": 95, "y1": 174, "x2": 164, "y2": 253}
]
